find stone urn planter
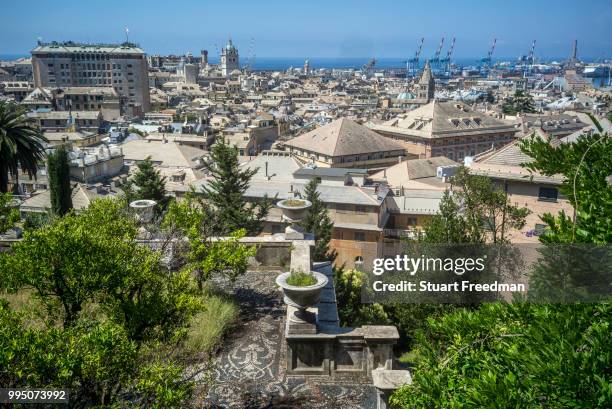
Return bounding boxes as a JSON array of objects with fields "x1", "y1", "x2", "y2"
[
  {"x1": 129, "y1": 199, "x2": 157, "y2": 224},
  {"x1": 276, "y1": 271, "x2": 328, "y2": 333},
  {"x1": 276, "y1": 198, "x2": 311, "y2": 239}
]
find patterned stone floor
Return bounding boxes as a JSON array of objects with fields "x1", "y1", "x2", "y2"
[{"x1": 205, "y1": 270, "x2": 377, "y2": 409}]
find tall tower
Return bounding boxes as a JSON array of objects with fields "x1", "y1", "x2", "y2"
[
  {"x1": 220, "y1": 37, "x2": 239, "y2": 77},
  {"x1": 303, "y1": 58, "x2": 310, "y2": 75},
  {"x1": 200, "y1": 49, "x2": 208, "y2": 68},
  {"x1": 417, "y1": 61, "x2": 435, "y2": 103}
]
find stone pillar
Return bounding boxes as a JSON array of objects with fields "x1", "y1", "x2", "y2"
[{"x1": 372, "y1": 369, "x2": 412, "y2": 409}]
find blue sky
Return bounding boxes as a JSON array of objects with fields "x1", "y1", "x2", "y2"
[{"x1": 1, "y1": 0, "x2": 610, "y2": 59}]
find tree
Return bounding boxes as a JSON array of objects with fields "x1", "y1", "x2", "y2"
[
  {"x1": 519, "y1": 132, "x2": 611, "y2": 244},
  {"x1": 0, "y1": 301, "x2": 195, "y2": 407},
  {"x1": 199, "y1": 138, "x2": 271, "y2": 235},
  {"x1": 502, "y1": 90, "x2": 536, "y2": 115},
  {"x1": 124, "y1": 156, "x2": 167, "y2": 203},
  {"x1": 47, "y1": 145, "x2": 73, "y2": 216},
  {"x1": 334, "y1": 268, "x2": 389, "y2": 327},
  {"x1": 390, "y1": 132, "x2": 612, "y2": 408},
  {"x1": 5, "y1": 198, "x2": 201, "y2": 340},
  {"x1": 450, "y1": 167, "x2": 530, "y2": 244},
  {"x1": 0, "y1": 101, "x2": 48, "y2": 193},
  {"x1": 299, "y1": 178, "x2": 337, "y2": 262},
  {"x1": 389, "y1": 303, "x2": 612, "y2": 408},
  {"x1": 163, "y1": 197, "x2": 256, "y2": 291},
  {"x1": 384, "y1": 168, "x2": 529, "y2": 348},
  {"x1": 0, "y1": 192, "x2": 19, "y2": 234}
]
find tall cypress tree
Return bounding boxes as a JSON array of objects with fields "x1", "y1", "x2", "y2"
[
  {"x1": 200, "y1": 138, "x2": 271, "y2": 235},
  {"x1": 299, "y1": 178, "x2": 337, "y2": 262},
  {"x1": 47, "y1": 145, "x2": 73, "y2": 216}
]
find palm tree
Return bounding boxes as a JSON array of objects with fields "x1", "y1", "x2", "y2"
[{"x1": 0, "y1": 102, "x2": 48, "y2": 193}]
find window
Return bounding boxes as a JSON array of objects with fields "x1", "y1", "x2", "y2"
[
  {"x1": 538, "y1": 187, "x2": 558, "y2": 202},
  {"x1": 354, "y1": 232, "x2": 366, "y2": 241},
  {"x1": 354, "y1": 256, "x2": 364, "y2": 269},
  {"x1": 355, "y1": 205, "x2": 368, "y2": 213},
  {"x1": 407, "y1": 217, "x2": 418, "y2": 227}
]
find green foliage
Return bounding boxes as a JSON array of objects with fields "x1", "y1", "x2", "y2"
[
  {"x1": 200, "y1": 137, "x2": 271, "y2": 235},
  {"x1": 299, "y1": 178, "x2": 337, "y2": 262},
  {"x1": 163, "y1": 197, "x2": 256, "y2": 290},
  {"x1": 390, "y1": 303, "x2": 612, "y2": 408},
  {"x1": 47, "y1": 145, "x2": 73, "y2": 216},
  {"x1": 0, "y1": 300, "x2": 196, "y2": 407},
  {"x1": 501, "y1": 90, "x2": 536, "y2": 115},
  {"x1": 0, "y1": 192, "x2": 19, "y2": 233},
  {"x1": 0, "y1": 101, "x2": 48, "y2": 193},
  {"x1": 334, "y1": 268, "x2": 390, "y2": 328},
  {"x1": 448, "y1": 167, "x2": 530, "y2": 244},
  {"x1": 0, "y1": 301, "x2": 137, "y2": 405},
  {"x1": 418, "y1": 190, "x2": 473, "y2": 243},
  {"x1": 0, "y1": 195, "x2": 249, "y2": 406},
  {"x1": 183, "y1": 291, "x2": 238, "y2": 355},
  {"x1": 124, "y1": 156, "x2": 167, "y2": 205},
  {"x1": 519, "y1": 132, "x2": 611, "y2": 244},
  {"x1": 5, "y1": 198, "x2": 201, "y2": 343},
  {"x1": 22, "y1": 210, "x2": 53, "y2": 232},
  {"x1": 390, "y1": 130, "x2": 612, "y2": 408},
  {"x1": 286, "y1": 270, "x2": 317, "y2": 286},
  {"x1": 133, "y1": 362, "x2": 195, "y2": 409},
  {"x1": 185, "y1": 228, "x2": 255, "y2": 290},
  {"x1": 587, "y1": 113, "x2": 603, "y2": 132}
]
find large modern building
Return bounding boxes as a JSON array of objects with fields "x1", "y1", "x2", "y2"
[{"x1": 31, "y1": 41, "x2": 150, "y2": 115}]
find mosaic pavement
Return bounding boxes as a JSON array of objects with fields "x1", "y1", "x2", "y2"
[{"x1": 205, "y1": 271, "x2": 377, "y2": 409}]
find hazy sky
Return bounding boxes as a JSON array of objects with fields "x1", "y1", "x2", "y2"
[{"x1": 1, "y1": 0, "x2": 611, "y2": 59}]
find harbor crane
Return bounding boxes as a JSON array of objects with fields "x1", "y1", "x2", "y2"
[
  {"x1": 528, "y1": 40, "x2": 536, "y2": 65},
  {"x1": 244, "y1": 37, "x2": 256, "y2": 71},
  {"x1": 362, "y1": 58, "x2": 377, "y2": 76},
  {"x1": 406, "y1": 37, "x2": 424, "y2": 75},
  {"x1": 431, "y1": 37, "x2": 445, "y2": 70},
  {"x1": 522, "y1": 40, "x2": 536, "y2": 77},
  {"x1": 481, "y1": 38, "x2": 497, "y2": 67},
  {"x1": 440, "y1": 37, "x2": 455, "y2": 73}
]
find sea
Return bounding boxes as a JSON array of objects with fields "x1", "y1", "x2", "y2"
[
  {"x1": 1, "y1": 54, "x2": 609, "y2": 87},
  {"x1": 2, "y1": 54, "x2": 607, "y2": 70}
]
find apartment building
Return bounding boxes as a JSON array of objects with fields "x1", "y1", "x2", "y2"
[
  {"x1": 31, "y1": 41, "x2": 150, "y2": 115},
  {"x1": 467, "y1": 140, "x2": 573, "y2": 242}
]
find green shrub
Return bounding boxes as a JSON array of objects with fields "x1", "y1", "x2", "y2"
[
  {"x1": 390, "y1": 302, "x2": 612, "y2": 408},
  {"x1": 286, "y1": 270, "x2": 317, "y2": 286}
]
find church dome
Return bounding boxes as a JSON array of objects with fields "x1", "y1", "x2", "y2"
[{"x1": 397, "y1": 92, "x2": 415, "y2": 100}]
